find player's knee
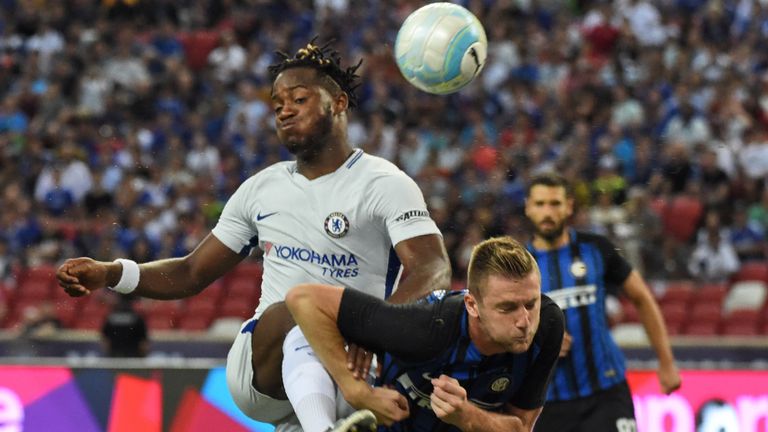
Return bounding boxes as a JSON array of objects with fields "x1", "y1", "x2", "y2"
[{"x1": 284, "y1": 283, "x2": 313, "y2": 313}]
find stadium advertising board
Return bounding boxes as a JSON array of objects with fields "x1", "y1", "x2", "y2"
[
  {"x1": 0, "y1": 366, "x2": 766, "y2": 431},
  {"x1": 627, "y1": 370, "x2": 768, "y2": 431}
]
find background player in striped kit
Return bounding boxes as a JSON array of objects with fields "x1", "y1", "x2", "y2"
[
  {"x1": 523, "y1": 172, "x2": 681, "y2": 432},
  {"x1": 56, "y1": 40, "x2": 451, "y2": 432},
  {"x1": 286, "y1": 236, "x2": 565, "y2": 431}
]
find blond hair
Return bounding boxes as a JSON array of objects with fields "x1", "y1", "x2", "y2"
[{"x1": 467, "y1": 236, "x2": 539, "y2": 299}]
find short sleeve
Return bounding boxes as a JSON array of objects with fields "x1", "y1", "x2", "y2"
[
  {"x1": 211, "y1": 178, "x2": 258, "y2": 255},
  {"x1": 368, "y1": 172, "x2": 441, "y2": 246},
  {"x1": 592, "y1": 234, "x2": 633, "y2": 287}
]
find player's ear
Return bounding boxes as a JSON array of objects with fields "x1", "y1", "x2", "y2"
[
  {"x1": 332, "y1": 92, "x2": 348, "y2": 115},
  {"x1": 565, "y1": 197, "x2": 574, "y2": 218},
  {"x1": 465, "y1": 293, "x2": 480, "y2": 318}
]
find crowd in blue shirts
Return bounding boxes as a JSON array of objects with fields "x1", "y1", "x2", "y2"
[{"x1": 0, "y1": 0, "x2": 766, "y2": 294}]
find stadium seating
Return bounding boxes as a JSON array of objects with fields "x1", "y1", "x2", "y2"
[
  {"x1": 15, "y1": 265, "x2": 57, "y2": 285},
  {"x1": 209, "y1": 317, "x2": 245, "y2": 337},
  {"x1": 183, "y1": 280, "x2": 225, "y2": 320},
  {"x1": 140, "y1": 300, "x2": 183, "y2": 331},
  {"x1": 5, "y1": 298, "x2": 40, "y2": 329},
  {"x1": 219, "y1": 296, "x2": 256, "y2": 320},
  {"x1": 732, "y1": 261, "x2": 768, "y2": 284},
  {"x1": 146, "y1": 315, "x2": 177, "y2": 331},
  {"x1": 228, "y1": 262, "x2": 264, "y2": 281},
  {"x1": 720, "y1": 309, "x2": 762, "y2": 336},
  {"x1": 690, "y1": 301, "x2": 723, "y2": 322},
  {"x1": 7, "y1": 264, "x2": 768, "y2": 337},
  {"x1": 685, "y1": 302, "x2": 722, "y2": 335},
  {"x1": 695, "y1": 283, "x2": 729, "y2": 306},
  {"x1": 15, "y1": 280, "x2": 53, "y2": 302},
  {"x1": 53, "y1": 297, "x2": 85, "y2": 328},
  {"x1": 722, "y1": 281, "x2": 767, "y2": 315},
  {"x1": 660, "y1": 281, "x2": 695, "y2": 306},
  {"x1": 71, "y1": 299, "x2": 111, "y2": 330},
  {"x1": 619, "y1": 298, "x2": 640, "y2": 323},
  {"x1": 611, "y1": 323, "x2": 648, "y2": 345},
  {"x1": 660, "y1": 302, "x2": 687, "y2": 335},
  {"x1": 656, "y1": 196, "x2": 704, "y2": 243},
  {"x1": 225, "y1": 277, "x2": 260, "y2": 305},
  {"x1": 684, "y1": 321, "x2": 719, "y2": 336},
  {"x1": 177, "y1": 314, "x2": 212, "y2": 331}
]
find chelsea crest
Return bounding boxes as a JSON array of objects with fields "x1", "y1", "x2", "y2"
[{"x1": 324, "y1": 212, "x2": 349, "y2": 238}]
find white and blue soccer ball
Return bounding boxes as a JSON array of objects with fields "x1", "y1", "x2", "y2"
[{"x1": 394, "y1": 2, "x2": 488, "y2": 95}]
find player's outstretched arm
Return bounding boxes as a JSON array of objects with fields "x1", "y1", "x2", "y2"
[
  {"x1": 430, "y1": 375, "x2": 540, "y2": 431},
  {"x1": 285, "y1": 283, "x2": 410, "y2": 425},
  {"x1": 56, "y1": 233, "x2": 243, "y2": 300},
  {"x1": 623, "y1": 270, "x2": 681, "y2": 394},
  {"x1": 388, "y1": 234, "x2": 451, "y2": 304}
]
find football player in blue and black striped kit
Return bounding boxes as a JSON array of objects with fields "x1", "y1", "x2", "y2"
[
  {"x1": 524, "y1": 172, "x2": 681, "y2": 432},
  {"x1": 287, "y1": 236, "x2": 565, "y2": 431}
]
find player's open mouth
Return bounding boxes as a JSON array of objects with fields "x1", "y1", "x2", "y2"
[{"x1": 280, "y1": 122, "x2": 296, "y2": 130}]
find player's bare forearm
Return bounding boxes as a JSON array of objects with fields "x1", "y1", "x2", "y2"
[
  {"x1": 133, "y1": 257, "x2": 212, "y2": 299},
  {"x1": 624, "y1": 271, "x2": 676, "y2": 366},
  {"x1": 453, "y1": 405, "x2": 531, "y2": 432},
  {"x1": 388, "y1": 234, "x2": 451, "y2": 304},
  {"x1": 431, "y1": 376, "x2": 538, "y2": 432},
  {"x1": 285, "y1": 284, "x2": 368, "y2": 400},
  {"x1": 624, "y1": 271, "x2": 681, "y2": 393},
  {"x1": 57, "y1": 234, "x2": 242, "y2": 299},
  {"x1": 286, "y1": 283, "x2": 410, "y2": 424}
]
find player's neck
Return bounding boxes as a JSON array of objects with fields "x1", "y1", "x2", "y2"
[
  {"x1": 296, "y1": 141, "x2": 355, "y2": 180},
  {"x1": 467, "y1": 315, "x2": 505, "y2": 356},
  {"x1": 531, "y1": 229, "x2": 570, "y2": 251}
]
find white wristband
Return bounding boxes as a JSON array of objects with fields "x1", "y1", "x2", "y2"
[{"x1": 108, "y1": 258, "x2": 140, "y2": 294}]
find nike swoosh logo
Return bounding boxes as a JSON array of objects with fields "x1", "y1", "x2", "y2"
[{"x1": 257, "y1": 211, "x2": 278, "y2": 221}]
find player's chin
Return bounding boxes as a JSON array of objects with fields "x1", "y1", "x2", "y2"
[
  {"x1": 537, "y1": 224, "x2": 556, "y2": 234},
  {"x1": 505, "y1": 339, "x2": 531, "y2": 354}
]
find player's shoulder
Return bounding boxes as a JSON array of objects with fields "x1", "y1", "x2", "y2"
[
  {"x1": 243, "y1": 161, "x2": 294, "y2": 185},
  {"x1": 537, "y1": 294, "x2": 565, "y2": 337},
  {"x1": 354, "y1": 151, "x2": 410, "y2": 178},
  {"x1": 573, "y1": 230, "x2": 615, "y2": 250},
  {"x1": 540, "y1": 294, "x2": 563, "y2": 319},
  {"x1": 418, "y1": 289, "x2": 465, "y2": 305},
  {"x1": 353, "y1": 152, "x2": 421, "y2": 196}
]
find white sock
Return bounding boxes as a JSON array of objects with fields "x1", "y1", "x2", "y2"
[{"x1": 282, "y1": 326, "x2": 337, "y2": 432}]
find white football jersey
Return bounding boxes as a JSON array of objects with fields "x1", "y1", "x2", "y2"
[{"x1": 212, "y1": 149, "x2": 441, "y2": 318}]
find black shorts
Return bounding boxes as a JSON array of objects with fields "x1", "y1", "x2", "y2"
[{"x1": 534, "y1": 381, "x2": 636, "y2": 432}]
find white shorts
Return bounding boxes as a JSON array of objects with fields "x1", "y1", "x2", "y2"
[
  {"x1": 225, "y1": 319, "x2": 360, "y2": 430},
  {"x1": 226, "y1": 318, "x2": 294, "y2": 424}
]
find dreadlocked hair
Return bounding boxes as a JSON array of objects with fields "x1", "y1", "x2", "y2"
[{"x1": 268, "y1": 38, "x2": 362, "y2": 109}]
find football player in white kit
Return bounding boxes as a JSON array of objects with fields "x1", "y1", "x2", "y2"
[{"x1": 56, "y1": 40, "x2": 451, "y2": 432}]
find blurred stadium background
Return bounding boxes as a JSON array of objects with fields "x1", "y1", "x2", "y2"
[{"x1": 0, "y1": 0, "x2": 767, "y2": 431}]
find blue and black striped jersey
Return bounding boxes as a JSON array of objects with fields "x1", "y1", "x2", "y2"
[
  {"x1": 527, "y1": 229, "x2": 632, "y2": 402},
  {"x1": 336, "y1": 288, "x2": 563, "y2": 432}
]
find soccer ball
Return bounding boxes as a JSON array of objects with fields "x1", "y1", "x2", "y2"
[{"x1": 394, "y1": 2, "x2": 488, "y2": 95}]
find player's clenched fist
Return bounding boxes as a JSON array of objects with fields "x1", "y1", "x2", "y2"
[
  {"x1": 369, "y1": 387, "x2": 410, "y2": 426},
  {"x1": 430, "y1": 374, "x2": 468, "y2": 425},
  {"x1": 56, "y1": 257, "x2": 114, "y2": 297}
]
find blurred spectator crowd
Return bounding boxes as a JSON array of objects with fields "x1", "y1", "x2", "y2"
[{"x1": 0, "y1": 0, "x2": 767, "y2": 302}]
